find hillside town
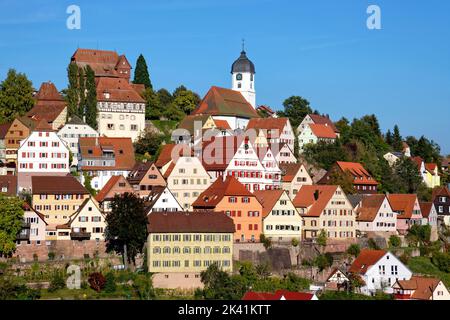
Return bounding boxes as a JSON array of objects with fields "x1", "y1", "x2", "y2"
[{"x1": 0, "y1": 47, "x2": 449, "y2": 301}]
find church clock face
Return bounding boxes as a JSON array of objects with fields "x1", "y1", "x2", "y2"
[{"x1": 236, "y1": 73, "x2": 243, "y2": 81}]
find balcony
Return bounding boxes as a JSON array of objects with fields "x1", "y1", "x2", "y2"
[
  {"x1": 16, "y1": 230, "x2": 30, "y2": 241},
  {"x1": 21, "y1": 221, "x2": 31, "y2": 229},
  {"x1": 70, "y1": 231, "x2": 91, "y2": 240}
]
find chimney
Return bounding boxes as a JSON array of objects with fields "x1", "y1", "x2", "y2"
[{"x1": 314, "y1": 190, "x2": 320, "y2": 201}]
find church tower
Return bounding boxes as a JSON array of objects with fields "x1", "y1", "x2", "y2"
[{"x1": 231, "y1": 42, "x2": 256, "y2": 108}]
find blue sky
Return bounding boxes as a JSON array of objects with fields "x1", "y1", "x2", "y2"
[{"x1": 0, "y1": 0, "x2": 449, "y2": 153}]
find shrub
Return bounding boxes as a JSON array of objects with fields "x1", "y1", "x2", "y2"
[
  {"x1": 33, "y1": 253, "x2": 38, "y2": 262},
  {"x1": 399, "y1": 253, "x2": 410, "y2": 265},
  {"x1": 367, "y1": 238, "x2": 380, "y2": 250},
  {"x1": 132, "y1": 274, "x2": 155, "y2": 300},
  {"x1": 88, "y1": 272, "x2": 106, "y2": 292},
  {"x1": 431, "y1": 252, "x2": 450, "y2": 273},
  {"x1": 314, "y1": 253, "x2": 333, "y2": 271},
  {"x1": 388, "y1": 235, "x2": 401, "y2": 248},
  {"x1": 259, "y1": 234, "x2": 272, "y2": 250},
  {"x1": 347, "y1": 244, "x2": 360, "y2": 257},
  {"x1": 291, "y1": 238, "x2": 299, "y2": 247},
  {"x1": 48, "y1": 271, "x2": 66, "y2": 292},
  {"x1": 104, "y1": 272, "x2": 117, "y2": 293}
]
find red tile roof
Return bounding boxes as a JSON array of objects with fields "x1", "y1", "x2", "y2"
[
  {"x1": 349, "y1": 249, "x2": 387, "y2": 274},
  {"x1": 356, "y1": 194, "x2": 387, "y2": 222},
  {"x1": 79, "y1": 137, "x2": 136, "y2": 171},
  {"x1": 192, "y1": 86, "x2": 259, "y2": 119},
  {"x1": 96, "y1": 77, "x2": 145, "y2": 103},
  {"x1": 309, "y1": 123, "x2": 337, "y2": 139},
  {"x1": 71, "y1": 48, "x2": 130, "y2": 78},
  {"x1": 308, "y1": 114, "x2": 339, "y2": 132},
  {"x1": 154, "y1": 144, "x2": 192, "y2": 168},
  {"x1": 432, "y1": 186, "x2": 450, "y2": 200},
  {"x1": 246, "y1": 117, "x2": 289, "y2": 132},
  {"x1": 292, "y1": 185, "x2": 339, "y2": 217},
  {"x1": 213, "y1": 119, "x2": 231, "y2": 130},
  {"x1": 200, "y1": 135, "x2": 247, "y2": 171},
  {"x1": 193, "y1": 176, "x2": 255, "y2": 208},
  {"x1": 279, "y1": 163, "x2": 303, "y2": 182},
  {"x1": 0, "y1": 123, "x2": 11, "y2": 139},
  {"x1": 31, "y1": 175, "x2": 89, "y2": 195},
  {"x1": 254, "y1": 189, "x2": 285, "y2": 217},
  {"x1": 95, "y1": 175, "x2": 133, "y2": 202},
  {"x1": 147, "y1": 211, "x2": 235, "y2": 233},
  {"x1": 425, "y1": 163, "x2": 438, "y2": 174},
  {"x1": 395, "y1": 276, "x2": 441, "y2": 300},
  {"x1": 0, "y1": 175, "x2": 17, "y2": 196},
  {"x1": 336, "y1": 161, "x2": 378, "y2": 186},
  {"x1": 387, "y1": 194, "x2": 419, "y2": 219},
  {"x1": 242, "y1": 290, "x2": 315, "y2": 300},
  {"x1": 419, "y1": 202, "x2": 434, "y2": 219},
  {"x1": 27, "y1": 82, "x2": 67, "y2": 125}
]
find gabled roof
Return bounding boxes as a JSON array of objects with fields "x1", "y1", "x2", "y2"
[
  {"x1": 27, "y1": 82, "x2": 67, "y2": 125},
  {"x1": 23, "y1": 203, "x2": 47, "y2": 225},
  {"x1": 144, "y1": 186, "x2": 169, "y2": 211},
  {"x1": 32, "y1": 175, "x2": 88, "y2": 195},
  {"x1": 432, "y1": 186, "x2": 450, "y2": 200},
  {"x1": 419, "y1": 202, "x2": 434, "y2": 219},
  {"x1": 66, "y1": 115, "x2": 86, "y2": 125},
  {"x1": 57, "y1": 197, "x2": 103, "y2": 229},
  {"x1": 95, "y1": 175, "x2": 133, "y2": 202},
  {"x1": 79, "y1": 137, "x2": 135, "y2": 171},
  {"x1": 242, "y1": 290, "x2": 315, "y2": 301},
  {"x1": 71, "y1": 48, "x2": 130, "y2": 78},
  {"x1": 127, "y1": 161, "x2": 163, "y2": 185},
  {"x1": 200, "y1": 135, "x2": 250, "y2": 171},
  {"x1": 0, "y1": 175, "x2": 17, "y2": 196},
  {"x1": 279, "y1": 163, "x2": 303, "y2": 183},
  {"x1": 254, "y1": 189, "x2": 285, "y2": 218},
  {"x1": 349, "y1": 249, "x2": 387, "y2": 274},
  {"x1": 326, "y1": 268, "x2": 349, "y2": 282},
  {"x1": 246, "y1": 117, "x2": 289, "y2": 132},
  {"x1": 192, "y1": 176, "x2": 254, "y2": 208},
  {"x1": 34, "y1": 82, "x2": 64, "y2": 102},
  {"x1": 213, "y1": 119, "x2": 231, "y2": 130},
  {"x1": 292, "y1": 185, "x2": 339, "y2": 217},
  {"x1": 0, "y1": 123, "x2": 11, "y2": 139},
  {"x1": 356, "y1": 194, "x2": 387, "y2": 222},
  {"x1": 425, "y1": 163, "x2": 438, "y2": 174},
  {"x1": 96, "y1": 77, "x2": 145, "y2": 103},
  {"x1": 347, "y1": 194, "x2": 364, "y2": 209},
  {"x1": 309, "y1": 123, "x2": 337, "y2": 139},
  {"x1": 147, "y1": 211, "x2": 235, "y2": 233},
  {"x1": 336, "y1": 161, "x2": 378, "y2": 186},
  {"x1": 395, "y1": 276, "x2": 442, "y2": 300},
  {"x1": 177, "y1": 115, "x2": 212, "y2": 135},
  {"x1": 192, "y1": 86, "x2": 259, "y2": 119},
  {"x1": 154, "y1": 144, "x2": 192, "y2": 169},
  {"x1": 387, "y1": 194, "x2": 419, "y2": 219},
  {"x1": 307, "y1": 114, "x2": 339, "y2": 133}
]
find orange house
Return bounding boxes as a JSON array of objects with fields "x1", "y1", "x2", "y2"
[{"x1": 192, "y1": 176, "x2": 263, "y2": 242}]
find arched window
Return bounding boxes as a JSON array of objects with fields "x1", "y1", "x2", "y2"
[{"x1": 163, "y1": 247, "x2": 171, "y2": 254}]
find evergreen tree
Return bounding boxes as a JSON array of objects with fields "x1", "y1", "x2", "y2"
[
  {"x1": 84, "y1": 66, "x2": 97, "y2": 130},
  {"x1": 0, "y1": 69, "x2": 34, "y2": 123},
  {"x1": 392, "y1": 125, "x2": 403, "y2": 152},
  {"x1": 78, "y1": 66, "x2": 86, "y2": 119},
  {"x1": 66, "y1": 63, "x2": 79, "y2": 119},
  {"x1": 385, "y1": 129, "x2": 393, "y2": 146},
  {"x1": 133, "y1": 54, "x2": 152, "y2": 90}
]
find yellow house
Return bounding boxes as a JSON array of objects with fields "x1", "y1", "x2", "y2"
[
  {"x1": 424, "y1": 163, "x2": 440, "y2": 188},
  {"x1": 293, "y1": 185, "x2": 356, "y2": 240},
  {"x1": 56, "y1": 196, "x2": 106, "y2": 241},
  {"x1": 147, "y1": 211, "x2": 235, "y2": 289},
  {"x1": 254, "y1": 189, "x2": 302, "y2": 242},
  {"x1": 31, "y1": 175, "x2": 90, "y2": 226},
  {"x1": 164, "y1": 156, "x2": 211, "y2": 211}
]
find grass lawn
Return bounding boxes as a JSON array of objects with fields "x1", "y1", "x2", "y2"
[{"x1": 407, "y1": 256, "x2": 450, "y2": 288}]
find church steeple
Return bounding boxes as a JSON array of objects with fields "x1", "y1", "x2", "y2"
[{"x1": 231, "y1": 43, "x2": 256, "y2": 108}]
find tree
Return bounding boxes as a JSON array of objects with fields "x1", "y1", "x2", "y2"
[
  {"x1": 143, "y1": 88, "x2": 161, "y2": 120},
  {"x1": 66, "y1": 62, "x2": 80, "y2": 119},
  {"x1": 303, "y1": 140, "x2": 349, "y2": 171},
  {"x1": 385, "y1": 129, "x2": 393, "y2": 146},
  {"x1": 347, "y1": 244, "x2": 360, "y2": 257},
  {"x1": 104, "y1": 193, "x2": 148, "y2": 266},
  {"x1": 405, "y1": 135, "x2": 441, "y2": 164},
  {"x1": 0, "y1": 195, "x2": 24, "y2": 257},
  {"x1": 317, "y1": 229, "x2": 327, "y2": 248},
  {"x1": 133, "y1": 274, "x2": 155, "y2": 300},
  {"x1": 78, "y1": 66, "x2": 86, "y2": 119},
  {"x1": 260, "y1": 234, "x2": 272, "y2": 250},
  {"x1": 393, "y1": 157, "x2": 423, "y2": 193},
  {"x1": 163, "y1": 103, "x2": 185, "y2": 121},
  {"x1": 328, "y1": 170, "x2": 356, "y2": 195},
  {"x1": 83, "y1": 173, "x2": 97, "y2": 196},
  {"x1": 314, "y1": 253, "x2": 333, "y2": 271},
  {"x1": 156, "y1": 89, "x2": 173, "y2": 109},
  {"x1": 388, "y1": 235, "x2": 401, "y2": 248},
  {"x1": 134, "y1": 130, "x2": 165, "y2": 160},
  {"x1": 172, "y1": 88, "x2": 200, "y2": 115},
  {"x1": 277, "y1": 96, "x2": 313, "y2": 129},
  {"x1": 133, "y1": 54, "x2": 152, "y2": 90},
  {"x1": 0, "y1": 69, "x2": 34, "y2": 123},
  {"x1": 84, "y1": 66, "x2": 97, "y2": 130},
  {"x1": 392, "y1": 125, "x2": 403, "y2": 152}
]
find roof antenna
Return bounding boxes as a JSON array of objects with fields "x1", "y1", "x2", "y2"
[{"x1": 242, "y1": 38, "x2": 245, "y2": 53}]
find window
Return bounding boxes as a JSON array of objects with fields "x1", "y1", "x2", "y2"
[{"x1": 131, "y1": 125, "x2": 138, "y2": 131}]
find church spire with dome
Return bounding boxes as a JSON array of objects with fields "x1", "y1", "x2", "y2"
[{"x1": 231, "y1": 42, "x2": 256, "y2": 108}]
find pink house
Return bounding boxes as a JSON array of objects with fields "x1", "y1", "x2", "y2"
[{"x1": 387, "y1": 194, "x2": 423, "y2": 235}]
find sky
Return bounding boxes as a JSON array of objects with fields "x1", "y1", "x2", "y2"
[{"x1": 0, "y1": 0, "x2": 449, "y2": 153}]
